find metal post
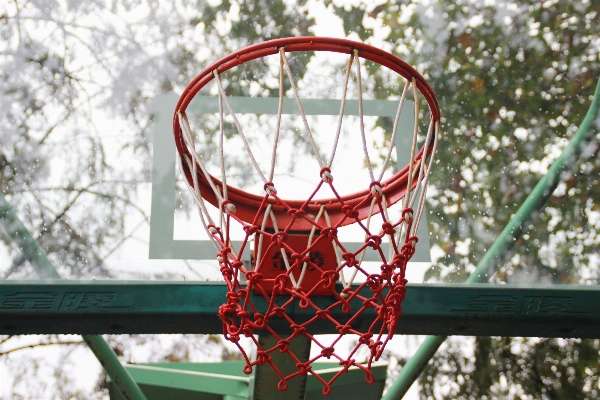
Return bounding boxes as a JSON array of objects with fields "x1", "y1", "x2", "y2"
[
  {"x1": 0, "y1": 191, "x2": 148, "y2": 400},
  {"x1": 383, "y1": 77, "x2": 600, "y2": 400}
]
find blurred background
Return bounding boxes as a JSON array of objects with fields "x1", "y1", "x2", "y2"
[{"x1": 0, "y1": 0, "x2": 599, "y2": 398}]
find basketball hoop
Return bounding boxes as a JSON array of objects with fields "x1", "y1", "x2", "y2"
[{"x1": 173, "y1": 37, "x2": 440, "y2": 395}]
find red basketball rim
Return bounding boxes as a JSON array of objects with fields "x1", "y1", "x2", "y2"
[{"x1": 173, "y1": 37, "x2": 440, "y2": 230}]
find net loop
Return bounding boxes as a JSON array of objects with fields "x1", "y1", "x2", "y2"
[
  {"x1": 320, "y1": 167, "x2": 334, "y2": 183},
  {"x1": 264, "y1": 182, "x2": 277, "y2": 195},
  {"x1": 369, "y1": 181, "x2": 383, "y2": 197},
  {"x1": 207, "y1": 224, "x2": 221, "y2": 235},
  {"x1": 221, "y1": 200, "x2": 236, "y2": 214},
  {"x1": 298, "y1": 296, "x2": 311, "y2": 309},
  {"x1": 365, "y1": 370, "x2": 376, "y2": 384},
  {"x1": 321, "y1": 270, "x2": 339, "y2": 287},
  {"x1": 402, "y1": 207, "x2": 414, "y2": 223},
  {"x1": 274, "y1": 275, "x2": 291, "y2": 292}
]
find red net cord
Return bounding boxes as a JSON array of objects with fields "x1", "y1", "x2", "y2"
[{"x1": 214, "y1": 171, "x2": 417, "y2": 396}]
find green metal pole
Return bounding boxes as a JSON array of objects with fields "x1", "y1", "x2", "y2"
[
  {"x1": 383, "y1": 77, "x2": 600, "y2": 400},
  {"x1": 0, "y1": 191, "x2": 148, "y2": 400}
]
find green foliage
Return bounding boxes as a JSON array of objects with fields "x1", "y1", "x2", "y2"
[{"x1": 337, "y1": 0, "x2": 600, "y2": 398}]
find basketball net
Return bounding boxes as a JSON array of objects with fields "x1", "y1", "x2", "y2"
[{"x1": 174, "y1": 37, "x2": 440, "y2": 395}]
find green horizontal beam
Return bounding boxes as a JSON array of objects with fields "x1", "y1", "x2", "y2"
[{"x1": 0, "y1": 281, "x2": 597, "y2": 337}]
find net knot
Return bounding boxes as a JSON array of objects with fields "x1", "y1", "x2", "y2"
[
  {"x1": 272, "y1": 306, "x2": 286, "y2": 317},
  {"x1": 338, "y1": 359, "x2": 355, "y2": 373},
  {"x1": 320, "y1": 227, "x2": 337, "y2": 239},
  {"x1": 381, "y1": 221, "x2": 395, "y2": 235},
  {"x1": 277, "y1": 339, "x2": 290, "y2": 353},
  {"x1": 369, "y1": 340, "x2": 383, "y2": 357},
  {"x1": 321, "y1": 270, "x2": 339, "y2": 288},
  {"x1": 226, "y1": 333, "x2": 240, "y2": 344},
  {"x1": 225, "y1": 291, "x2": 241, "y2": 303},
  {"x1": 336, "y1": 324, "x2": 351, "y2": 334},
  {"x1": 408, "y1": 235, "x2": 419, "y2": 248},
  {"x1": 221, "y1": 200, "x2": 236, "y2": 214},
  {"x1": 320, "y1": 167, "x2": 333, "y2": 183},
  {"x1": 243, "y1": 224, "x2": 259, "y2": 235},
  {"x1": 217, "y1": 247, "x2": 232, "y2": 260},
  {"x1": 218, "y1": 303, "x2": 235, "y2": 317},
  {"x1": 264, "y1": 182, "x2": 277, "y2": 195},
  {"x1": 402, "y1": 207, "x2": 414, "y2": 223},
  {"x1": 242, "y1": 324, "x2": 255, "y2": 337},
  {"x1": 272, "y1": 231, "x2": 288, "y2": 246},
  {"x1": 366, "y1": 235, "x2": 382, "y2": 250},
  {"x1": 320, "y1": 346, "x2": 335, "y2": 358},
  {"x1": 296, "y1": 361, "x2": 312, "y2": 376},
  {"x1": 358, "y1": 333, "x2": 373, "y2": 345},
  {"x1": 290, "y1": 252, "x2": 306, "y2": 265},
  {"x1": 207, "y1": 224, "x2": 221, "y2": 235},
  {"x1": 274, "y1": 275, "x2": 291, "y2": 293},
  {"x1": 369, "y1": 181, "x2": 383, "y2": 197},
  {"x1": 366, "y1": 275, "x2": 383, "y2": 292},
  {"x1": 315, "y1": 310, "x2": 329, "y2": 319},
  {"x1": 342, "y1": 252, "x2": 357, "y2": 266},
  {"x1": 290, "y1": 324, "x2": 307, "y2": 335},
  {"x1": 402, "y1": 236, "x2": 418, "y2": 254},
  {"x1": 256, "y1": 351, "x2": 271, "y2": 365},
  {"x1": 391, "y1": 253, "x2": 406, "y2": 268},
  {"x1": 245, "y1": 271, "x2": 264, "y2": 285},
  {"x1": 220, "y1": 264, "x2": 234, "y2": 280},
  {"x1": 342, "y1": 205, "x2": 359, "y2": 219},
  {"x1": 380, "y1": 263, "x2": 393, "y2": 280},
  {"x1": 288, "y1": 208, "x2": 306, "y2": 218}
]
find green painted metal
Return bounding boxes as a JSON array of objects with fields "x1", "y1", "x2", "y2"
[
  {"x1": 0, "y1": 281, "x2": 598, "y2": 337},
  {"x1": 383, "y1": 78, "x2": 600, "y2": 400},
  {"x1": 0, "y1": 191, "x2": 147, "y2": 400},
  {"x1": 107, "y1": 361, "x2": 388, "y2": 400},
  {"x1": 250, "y1": 335, "x2": 311, "y2": 400}
]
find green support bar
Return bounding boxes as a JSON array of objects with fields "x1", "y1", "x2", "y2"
[
  {"x1": 383, "y1": 78, "x2": 600, "y2": 399},
  {"x1": 0, "y1": 281, "x2": 598, "y2": 337},
  {"x1": 0, "y1": 192, "x2": 148, "y2": 400}
]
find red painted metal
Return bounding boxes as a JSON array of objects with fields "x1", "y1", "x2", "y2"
[{"x1": 173, "y1": 36, "x2": 439, "y2": 231}]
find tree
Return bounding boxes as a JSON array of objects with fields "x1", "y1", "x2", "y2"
[
  {"x1": 332, "y1": 0, "x2": 600, "y2": 398},
  {"x1": 0, "y1": 0, "x2": 315, "y2": 397}
]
